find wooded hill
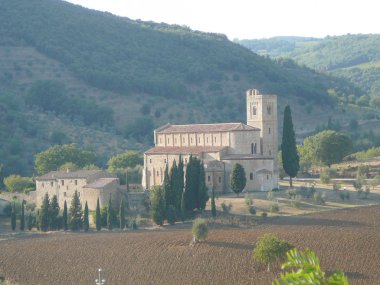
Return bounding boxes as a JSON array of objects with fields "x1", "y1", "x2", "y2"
[{"x1": 0, "y1": 0, "x2": 371, "y2": 179}]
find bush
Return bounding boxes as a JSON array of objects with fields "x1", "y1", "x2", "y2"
[
  {"x1": 244, "y1": 193, "x2": 253, "y2": 206},
  {"x1": 269, "y1": 204, "x2": 279, "y2": 213},
  {"x1": 261, "y1": 212, "x2": 268, "y2": 219},
  {"x1": 290, "y1": 195, "x2": 302, "y2": 208},
  {"x1": 248, "y1": 206, "x2": 256, "y2": 215},
  {"x1": 313, "y1": 192, "x2": 326, "y2": 205},
  {"x1": 287, "y1": 189, "x2": 297, "y2": 199},
  {"x1": 332, "y1": 182, "x2": 341, "y2": 194},
  {"x1": 221, "y1": 202, "x2": 232, "y2": 214},
  {"x1": 3, "y1": 175, "x2": 34, "y2": 192},
  {"x1": 192, "y1": 218, "x2": 208, "y2": 242}
]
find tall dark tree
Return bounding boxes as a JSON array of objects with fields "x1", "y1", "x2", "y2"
[
  {"x1": 184, "y1": 155, "x2": 198, "y2": 215},
  {"x1": 69, "y1": 191, "x2": 82, "y2": 231},
  {"x1": 211, "y1": 186, "x2": 217, "y2": 218},
  {"x1": 119, "y1": 198, "x2": 125, "y2": 229},
  {"x1": 163, "y1": 164, "x2": 172, "y2": 213},
  {"x1": 20, "y1": 200, "x2": 25, "y2": 231},
  {"x1": 107, "y1": 196, "x2": 113, "y2": 231},
  {"x1": 281, "y1": 104, "x2": 299, "y2": 187},
  {"x1": 169, "y1": 160, "x2": 180, "y2": 218},
  {"x1": 11, "y1": 201, "x2": 16, "y2": 231},
  {"x1": 83, "y1": 201, "x2": 89, "y2": 232},
  {"x1": 27, "y1": 212, "x2": 34, "y2": 231},
  {"x1": 230, "y1": 163, "x2": 246, "y2": 196},
  {"x1": 177, "y1": 155, "x2": 185, "y2": 210},
  {"x1": 180, "y1": 191, "x2": 186, "y2": 221},
  {"x1": 40, "y1": 193, "x2": 50, "y2": 232},
  {"x1": 197, "y1": 162, "x2": 209, "y2": 210},
  {"x1": 95, "y1": 198, "x2": 101, "y2": 231},
  {"x1": 49, "y1": 194, "x2": 60, "y2": 230},
  {"x1": 63, "y1": 200, "x2": 68, "y2": 231},
  {"x1": 151, "y1": 186, "x2": 166, "y2": 226}
]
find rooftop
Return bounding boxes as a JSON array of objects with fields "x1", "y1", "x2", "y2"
[
  {"x1": 145, "y1": 146, "x2": 227, "y2": 155},
  {"x1": 36, "y1": 170, "x2": 109, "y2": 180},
  {"x1": 84, "y1": 178, "x2": 119, "y2": 189},
  {"x1": 155, "y1": 122, "x2": 259, "y2": 134}
]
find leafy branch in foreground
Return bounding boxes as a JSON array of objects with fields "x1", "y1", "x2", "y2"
[{"x1": 273, "y1": 248, "x2": 349, "y2": 285}]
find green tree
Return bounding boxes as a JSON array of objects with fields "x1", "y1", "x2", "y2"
[
  {"x1": 107, "y1": 150, "x2": 143, "y2": 172},
  {"x1": 177, "y1": 156, "x2": 185, "y2": 213},
  {"x1": 167, "y1": 205, "x2": 176, "y2": 225},
  {"x1": 230, "y1": 163, "x2": 246, "y2": 196},
  {"x1": 95, "y1": 198, "x2": 101, "y2": 231},
  {"x1": 151, "y1": 186, "x2": 166, "y2": 226},
  {"x1": 69, "y1": 191, "x2": 82, "y2": 231},
  {"x1": 192, "y1": 218, "x2": 208, "y2": 243},
  {"x1": 39, "y1": 193, "x2": 50, "y2": 232},
  {"x1": 3, "y1": 175, "x2": 34, "y2": 193},
  {"x1": 83, "y1": 201, "x2": 89, "y2": 232},
  {"x1": 49, "y1": 195, "x2": 60, "y2": 230},
  {"x1": 169, "y1": 160, "x2": 180, "y2": 217},
  {"x1": 119, "y1": 198, "x2": 125, "y2": 229},
  {"x1": 184, "y1": 155, "x2": 198, "y2": 215},
  {"x1": 11, "y1": 202, "x2": 16, "y2": 231},
  {"x1": 252, "y1": 234, "x2": 294, "y2": 272},
  {"x1": 163, "y1": 164, "x2": 173, "y2": 211},
  {"x1": 180, "y1": 191, "x2": 186, "y2": 221},
  {"x1": 273, "y1": 248, "x2": 349, "y2": 285},
  {"x1": 281, "y1": 105, "x2": 300, "y2": 187},
  {"x1": 27, "y1": 212, "x2": 34, "y2": 231},
  {"x1": 107, "y1": 196, "x2": 113, "y2": 231},
  {"x1": 211, "y1": 186, "x2": 217, "y2": 218},
  {"x1": 35, "y1": 144, "x2": 96, "y2": 174},
  {"x1": 20, "y1": 200, "x2": 25, "y2": 231},
  {"x1": 63, "y1": 200, "x2": 68, "y2": 231},
  {"x1": 198, "y1": 162, "x2": 209, "y2": 210}
]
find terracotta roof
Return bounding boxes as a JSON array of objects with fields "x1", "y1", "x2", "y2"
[
  {"x1": 145, "y1": 146, "x2": 227, "y2": 155},
  {"x1": 84, "y1": 178, "x2": 119, "y2": 189},
  {"x1": 36, "y1": 170, "x2": 110, "y2": 180},
  {"x1": 156, "y1": 122, "x2": 259, "y2": 134}
]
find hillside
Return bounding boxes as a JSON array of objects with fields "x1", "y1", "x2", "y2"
[
  {"x1": 0, "y1": 0, "x2": 372, "y2": 180},
  {"x1": 237, "y1": 34, "x2": 380, "y2": 98}
]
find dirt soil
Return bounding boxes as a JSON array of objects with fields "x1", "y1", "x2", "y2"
[{"x1": 1, "y1": 205, "x2": 380, "y2": 285}]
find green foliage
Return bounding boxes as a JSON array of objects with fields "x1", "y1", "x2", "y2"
[
  {"x1": 27, "y1": 211, "x2": 34, "y2": 231},
  {"x1": 249, "y1": 206, "x2": 256, "y2": 215},
  {"x1": 270, "y1": 204, "x2": 280, "y2": 213},
  {"x1": 3, "y1": 175, "x2": 34, "y2": 193},
  {"x1": 119, "y1": 198, "x2": 125, "y2": 229},
  {"x1": 107, "y1": 151, "x2": 143, "y2": 172},
  {"x1": 107, "y1": 197, "x2": 114, "y2": 231},
  {"x1": 49, "y1": 195, "x2": 60, "y2": 230},
  {"x1": 39, "y1": 193, "x2": 50, "y2": 232},
  {"x1": 349, "y1": 146, "x2": 380, "y2": 160},
  {"x1": 281, "y1": 105, "x2": 299, "y2": 186},
  {"x1": 151, "y1": 186, "x2": 166, "y2": 226},
  {"x1": 11, "y1": 202, "x2": 16, "y2": 231},
  {"x1": 63, "y1": 200, "x2": 68, "y2": 231},
  {"x1": 252, "y1": 234, "x2": 294, "y2": 271},
  {"x1": 230, "y1": 163, "x2": 246, "y2": 196},
  {"x1": 273, "y1": 248, "x2": 349, "y2": 285},
  {"x1": 35, "y1": 144, "x2": 96, "y2": 174},
  {"x1": 221, "y1": 202, "x2": 232, "y2": 214},
  {"x1": 192, "y1": 218, "x2": 208, "y2": 242},
  {"x1": 95, "y1": 198, "x2": 101, "y2": 231},
  {"x1": 83, "y1": 201, "x2": 89, "y2": 232},
  {"x1": 313, "y1": 192, "x2": 326, "y2": 205},
  {"x1": 166, "y1": 205, "x2": 176, "y2": 225},
  {"x1": 20, "y1": 200, "x2": 25, "y2": 231},
  {"x1": 211, "y1": 187, "x2": 217, "y2": 218},
  {"x1": 69, "y1": 191, "x2": 82, "y2": 231}
]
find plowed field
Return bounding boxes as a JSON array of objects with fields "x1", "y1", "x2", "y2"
[{"x1": 1, "y1": 205, "x2": 380, "y2": 284}]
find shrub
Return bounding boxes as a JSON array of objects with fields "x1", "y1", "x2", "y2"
[
  {"x1": 287, "y1": 189, "x2": 297, "y2": 199},
  {"x1": 252, "y1": 234, "x2": 294, "y2": 271},
  {"x1": 248, "y1": 206, "x2": 256, "y2": 215},
  {"x1": 192, "y1": 218, "x2": 208, "y2": 242},
  {"x1": 266, "y1": 191, "x2": 274, "y2": 201},
  {"x1": 221, "y1": 202, "x2": 232, "y2": 214},
  {"x1": 270, "y1": 204, "x2": 279, "y2": 213},
  {"x1": 332, "y1": 182, "x2": 341, "y2": 194},
  {"x1": 320, "y1": 169, "x2": 330, "y2": 184},
  {"x1": 261, "y1": 212, "x2": 268, "y2": 219},
  {"x1": 290, "y1": 195, "x2": 302, "y2": 208},
  {"x1": 313, "y1": 192, "x2": 326, "y2": 205},
  {"x1": 244, "y1": 193, "x2": 253, "y2": 206}
]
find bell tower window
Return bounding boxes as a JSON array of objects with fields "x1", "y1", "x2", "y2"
[
  {"x1": 267, "y1": 105, "x2": 271, "y2": 115},
  {"x1": 252, "y1": 106, "x2": 257, "y2": 116}
]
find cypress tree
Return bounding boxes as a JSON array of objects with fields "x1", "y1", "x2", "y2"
[
  {"x1": 27, "y1": 211, "x2": 34, "y2": 231},
  {"x1": 198, "y1": 162, "x2": 209, "y2": 210},
  {"x1": 11, "y1": 202, "x2": 16, "y2": 231},
  {"x1": 119, "y1": 198, "x2": 125, "y2": 229},
  {"x1": 230, "y1": 163, "x2": 247, "y2": 197},
  {"x1": 126, "y1": 170, "x2": 130, "y2": 192},
  {"x1": 49, "y1": 195, "x2": 60, "y2": 230},
  {"x1": 107, "y1": 196, "x2": 113, "y2": 231},
  {"x1": 20, "y1": 200, "x2": 25, "y2": 231},
  {"x1": 83, "y1": 201, "x2": 89, "y2": 232},
  {"x1": 96, "y1": 198, "x2": 101, "y2": 231},
  {"x1": 151, "y1": 186, "x2": 165, "y2": 226},
  {"x1": 63, "y1": 200, "x2": 68, "y2": 231},
  {"x1": 36, "y1": 209, "x2": 40, "y2": 231},
  {"x1": 177, "y1": 155, "x2": 184, "y2": 212},
  {"x1": 211, "y1": 186, "x2": 217, "y2": 218},
  {"x1": 40, "y1": 193, "x2": 50, "y2": 232},
  {"x1": 184, "y1": 155, "x2": 198, "y2": 215},
  {"x1": 281, "y1": 104, "x2": 300, "y2": 187},
  {"x1": 163, "y1": 164, "x2": 171, "y2": 213},
  {"x1": 69, "y1": 191, "x2": 82, "y2": 231},
  {"x1": 180, "y1": 190, "x2": 186, "y2": 221}
]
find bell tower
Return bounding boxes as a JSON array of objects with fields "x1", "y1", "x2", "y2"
[{"x1": 246, "y1": 89, "x2": 278, "y2": 160}]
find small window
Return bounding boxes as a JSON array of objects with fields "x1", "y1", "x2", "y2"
[
  {"x1": 167, "y1": 138, "x2": 170, "y2": 144},
  {"x1": 66, "y1": 186, "x2": 68, "y2": 190},
  {"x1": 63, "y1": 192, "x2": 67, "y2": 197},
  {"x1": 61, "y1": 180, "x2": 64, "y2": 186},
  {"x1": 208, "y1": 175, "x2": 211, "y2": 182},
  {"x1": 218, "y1": 177, "x2": 222, "y2": 183},
  {"x1": 190, "y1": 137, "x2": 193, "y2": 143},
  {"x1": 267, "y1": 174, "x2": 269, "y2": 180},
  {"x1": 198, "y1": 137, "x2": 200, "y2": 143},
  {"x1": 214, "y1": 136, "x2": 216, "y2": 143},
  {"x1": 164, "y1": 159, "x2": 167, "y2": 163},
  {"x1": 75, "y1": 180, "x2": 77, "y2": 186},
  {"x1": 206, "y1": 137, "x2": 209, "y2": 143},
  {"x1": 267, "y1": 105, "x2": 271, "y2": 115},
  {"x1": 250, "y1": 173, "x2": 253, "y2": 180},
  {"x1": 269, "y1": 128, "x2": 271, "y2": 134},
  {"x1": 269, "y1": 150, "x2": 272, "y2": 156},
  {"x1": 149, "y1": 159, "x2": 152, "y2": 164},
  {"x1": 50, "y1": 181, "x2": 53, "y2": 187},
  {"x1": 157, "y1": 171, "x2": 159, "y2": 177},
  {"x1": 252, "y1": 106, "x2": 257, "y2": 116}
]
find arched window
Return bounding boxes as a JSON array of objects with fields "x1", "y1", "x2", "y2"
[
  {"x1": 267, "y1": 105, "x2": 271, "y2": 115},
  {"x1": 251, "y1": 143, "x2": 257, "y2": 154},
  {"x1": 252, "y1": 106, "x2": 257, "y2": 116}
]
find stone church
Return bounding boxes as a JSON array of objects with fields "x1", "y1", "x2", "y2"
[{"x1": 142, "y1": 88, "x2": 279, "y2": 193}]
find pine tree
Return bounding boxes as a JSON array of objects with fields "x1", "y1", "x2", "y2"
[
  {"x1": 11, "y1": 202, "x2": 16, "y2": 231},
  {"x1": 107, "y1": 196, "x2": 113, "y2": 231},
  {"x1": 198, "y1": 162, "x2": 209, "y2": 210},
  {"x1": 20, "y1": 200, "x2": 25, "y2": 231},
  {"x1": 151, "y1": 186, "x2": 166, "y2": 226},
  {"x1": 119, "y1": 198, "x2": 125, "y2": 229},
  {"x1": 96, "y1": 198, "x2": 101, "y2": 231},
  {"x1": 63, "y1": 200, "x2": 68, "y2": 231},
  {"x1": 49, "y1": 195, "x2": 60, "y2": 230},
  {"x1": 230, "y1": 163, "x2": 246, "y2": 197},
  {"x1": 211, "y1": 186, "x2": 217, "y2": 218},
  {"x1": 69, "y1": 191, "x2": 82, "y2": 231},
  {"x1": 83, "y1": 201, "x2": 89, "y2": 232},
  {"x1": 40, "y1": 193, "x2": 50, "y2": 232},
  {"x1": 281, "y1": 104, "x2": 300, "y2": 187}
]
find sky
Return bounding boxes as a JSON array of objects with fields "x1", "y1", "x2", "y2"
[{"x1": 65, "y1": 0, "x2": 379, "y2": 40}]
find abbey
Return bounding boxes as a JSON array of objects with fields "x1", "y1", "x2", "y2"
[{"x1": 142, "y1": 89, "x2": 278, "y2": 193}]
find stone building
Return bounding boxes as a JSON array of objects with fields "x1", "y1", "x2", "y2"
[
  {"x1": 142, "y1": 88, "x2": 278, "y2": 193},
  {"x1": 35, "y1": 170, "x2": 121, "y2": 211}
]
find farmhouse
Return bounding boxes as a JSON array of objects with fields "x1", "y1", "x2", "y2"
[
  {"x1": 142, "y1": 88, "x2": 279, "y2": 192},
  {"x1": 35, "y1": 170, "x2": 121, "y2": 211}
]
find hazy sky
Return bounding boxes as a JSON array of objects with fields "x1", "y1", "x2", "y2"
[{"x1": 65, "y1": 0, "x2": 379, "y2": 40}]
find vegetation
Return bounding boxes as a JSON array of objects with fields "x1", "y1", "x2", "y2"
[
  {"x1": 83, "y1": 201, "x2": 89, "y2": 232},
  {"x1": 39, "y1": 193, "x2": 50, "y2": 232},
  {"x1": 3, "y1": 175, "x2": 34, "y2": 193},
  {"x1": 211, "y1": 187, "x2": 217, "y2": 218},
  {"x1": 119, "y1": 198, "x2": 125, "y2": 229},
  {"x1": 11, "y1": 202, "x2": 16, "y2": 231},
  {"x1": 95, "y1": 198, "x2": 101, "y2": 231},
  {"x1": 151, "y1": 186, "x2": 166, "y2": 226},
  {"x1": 20, "y1": 200, "x2": 25, "y2": 231},
  {"x1": 230, "y1": 163, "x2": 246, "y2": 196},
  {"x1": 192, "y1": 218, "x2": 208, "y2": 243},
  {"x1": 69, "y1": 191, "x2": 82, "y2": 231},
  {"x1": 273, "y1": 248, "x2": 348, "y2": 285},
  {"x1": 107, "y1": 151, "x2": 143, "y2": 184},
  {"x1": 281, "y1": 105, "x2": 299, "y2": 187},
  {"x1": 63, "y1": 200, "x2": 68, "y2": 231},
  {"x1": 49, "y1": 195, "x2": 60, "y2": 231}
]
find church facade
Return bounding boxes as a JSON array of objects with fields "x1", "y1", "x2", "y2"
[{"x1": 142, "y1": 89, "x2": 278, "y2": 193}]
